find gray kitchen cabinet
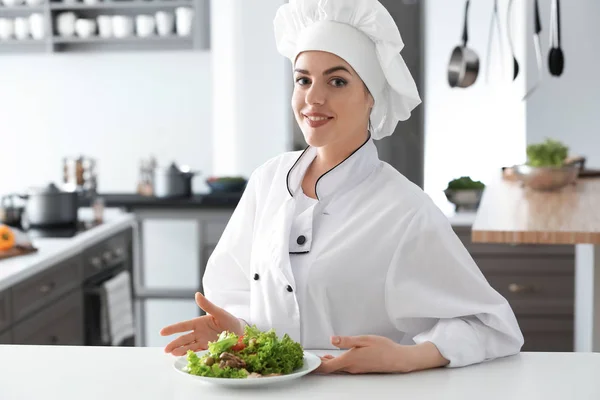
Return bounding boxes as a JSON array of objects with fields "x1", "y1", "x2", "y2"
[
  {"x1": 453, "y1": 225, "x2": 576, "y2": 352},
  {"x1": 0, "y1": 329, "x2": 10, "y2": 344},
  {"x1": 11, "y1": 254, "x2": 82, "y2": 323},
  {"x1": 12, "y1": 289, "x2": 84, "y2": 346},
  {"x1": 131, "y1": 208, "x2": 232, "y2": 345},
  {"x1": 141, "y1": 298, "x2": 198, "y2": 348},
  {"x1": 136, "y1": 209, "x2": 231, "y2": 293},
  {"x1": 0, "y1": 289, "x2": 11, "y2": 332}
]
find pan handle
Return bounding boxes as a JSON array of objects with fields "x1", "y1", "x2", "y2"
[
  {"x1": 534, "y1": 0, "x2": 542, "y2": 35},
  {"x1": 556, "y1": 0, "x2": 561, "y2": 47},
  {"x1": 461, "y1": 0, "x2": 471, "y2": 46}
]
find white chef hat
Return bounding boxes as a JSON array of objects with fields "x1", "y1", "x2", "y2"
[{"x1": 273, "y1": 0, "x2": 422, "y2": 140}]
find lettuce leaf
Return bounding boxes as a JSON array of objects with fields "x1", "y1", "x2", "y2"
[
  {"x1": 238, "y1": 326, "x2": 304, "y2": 375},
  {"x1": 207, "y1": 331, "x2": 238, "y2": 358},
  {"x1": 186, "y1": 351, "x2": 248, "y2": 379}
]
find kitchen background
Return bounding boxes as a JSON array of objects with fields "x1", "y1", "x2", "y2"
[{"x1": 0, "y1": 0, "x2": 598, "y2": 348}]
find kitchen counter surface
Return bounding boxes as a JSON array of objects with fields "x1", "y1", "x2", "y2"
[
  {"x1": 0, "y1": 345, "x2": 598, "y2": 400},
  {"x1": 84, "y1": 192, "x2": 243, "y2": 210},
  {"x1": 0, "y1": 208, "x2": 135, "y2": 292},
  {"x1": 472, "y1": 177, "x2": 600, "y2": 244},
  {"x1": 471, "y1": 176, "x2": 600, "y2": 352}
]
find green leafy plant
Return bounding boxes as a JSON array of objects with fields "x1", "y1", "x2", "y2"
[
  {"x1": 446, "y1": 176, "x2": 485, "y2": 191},
  {"x1": 526, "y1": 138, "x2": 569, "y2": 167}
]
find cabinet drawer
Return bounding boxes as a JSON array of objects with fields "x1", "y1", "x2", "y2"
[
  {"x1": 454, "y1": 227, "x2": 574, "y2": 256},
  {"x1": 519, "y1": 317, "x2": 573, "y2": 352},
  {"x1": 13, "y1": 289, "x2": 84, "y2": 346},
  {"x1": 0, "y1": 289, "x2": 10, "y2": 332},
  {"x1": 12, "y1": 255, "x2": 82, "y2": 322},
  {"x1": 0, "y1": 329, "x2": 10, "y2": 344},
  {"x1": 476, "y1": 256, "x2": 574, "y2": 276},
  {"x1": 486, "y1": 274, "x2": 574, "y2": 315}
]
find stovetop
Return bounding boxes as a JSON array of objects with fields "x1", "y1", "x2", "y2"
[{"x1": 23, "y1": 220, "x2": 103, "y2": 239}]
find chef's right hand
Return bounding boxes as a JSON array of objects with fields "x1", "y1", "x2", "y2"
[{"x1": 159, "y1": 292, "x2": 244, "y2": 356}]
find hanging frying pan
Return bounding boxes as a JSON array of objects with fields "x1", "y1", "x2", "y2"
[{"x1": 448, "y1": 0, "x2": 479, "y2": 88}]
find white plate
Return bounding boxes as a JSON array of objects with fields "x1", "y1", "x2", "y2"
[{"x1": 173, "y1": 350, "x2": 321, "y2": 387}]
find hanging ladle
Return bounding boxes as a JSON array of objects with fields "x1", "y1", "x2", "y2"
[
  {"x1": 523, "y1": 0, "x2": 543, "y2": 100},
  {"x1": 548, "y1": 0, "x2": 565, "y2": 76},
  {"x1": 507, "y1": 0, "x2": 519, "y2": 80}
]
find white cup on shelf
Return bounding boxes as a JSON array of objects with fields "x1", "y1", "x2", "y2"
[
  {"x1": 97, "y1": 15, "x2": 112, "y2": 38},
  {"x1": 2, "y1": 0, "x2": 24, "y2": 6},
  {"x1": 75, "y1": 18, "x2": 96, "y2": 38},
  {"x1": 175, "y1": 7, "x2": 193, "y2": 37},
  {"x1": 0, "y1": 18, "x2": 15, "y2": 41},
  {"x1": 14, "y1": 17, "x2": 30, "y2": 40},
  {"x1": 112, "y1": 15, "x2": 133, "y2": 38},
  {"x1": 56, "y1": 12, "x2": 76, "y2": 37},
  {"x1": 135, "y1": 14, "x2": 155, "y2": 38},
  {"x1": 155, "y1": 11, "x2": 174, "y2": 36},
  {"x1": 29, "y1": 13, "x2": 45, "y2": 40}
]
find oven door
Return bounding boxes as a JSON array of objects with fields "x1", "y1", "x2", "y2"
[{"x1": 83, "y1": 263, "x2": 135, "y2": 347}]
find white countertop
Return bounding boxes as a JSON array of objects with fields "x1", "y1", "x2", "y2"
[
  {"x1": 0, "y1": 345, "x2": 598, "y2": 400},
  {"x1": 0, "y1": 208, "x2": 135, "y2": 292}
]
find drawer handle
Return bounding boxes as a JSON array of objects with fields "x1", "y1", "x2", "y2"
[
  {"x1": 508, "y1": 283, "x2": 536, "y2": 294},
  {"x1": 40, "y1": 282, "x2": 56, "y2": 294},
  {"x1": 115, "y1": 247, "x2": 124, "y2": 257}
]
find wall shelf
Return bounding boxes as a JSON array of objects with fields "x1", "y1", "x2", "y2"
[
  {"x1": 0, "y1": 5, "x2": 45, "y2": 13},
  {"x1": 0, "y1": 0, "x2": 209, "y2": 54},
  {"x1": 49, "y1": 0, "x2": 194, "y2": 10}
]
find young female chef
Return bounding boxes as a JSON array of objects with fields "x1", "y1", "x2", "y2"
[{"x1": 160, "y1": 0, "x2": 524, "y2": 374}]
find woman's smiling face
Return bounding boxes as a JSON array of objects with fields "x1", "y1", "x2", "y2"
[{"x1": 292, "y1": 51, "x2": 373, "y2": 149}]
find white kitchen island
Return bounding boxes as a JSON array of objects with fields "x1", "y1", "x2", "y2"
[{"x1": 0, "y1": 345, "x2": 598, "y2": 400}]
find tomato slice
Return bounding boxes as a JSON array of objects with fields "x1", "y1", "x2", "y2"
[{"x1": 231, "y1": 336, "x2": 245, "y2": 352}]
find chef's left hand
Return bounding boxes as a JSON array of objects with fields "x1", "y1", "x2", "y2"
[
  {"x1": 316, "y1": 335, "x2": 450, "y2": 374},
  {"x1": 315, "y1": 335, "x2": 415, "y2": 374}
]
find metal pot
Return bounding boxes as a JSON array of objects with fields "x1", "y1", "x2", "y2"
[
  {"x1": 153, "y1": 163, "x2": 198, "y2": 198},
  {"x1": 513, "y1": 163, "x2": 580, "y2": 191},
  {"x1": 448, "y1": 0, "x2": 479, "y2": 88},
  {"x1": 20, "y1": 183, "x2": 79, "y2": 228}
]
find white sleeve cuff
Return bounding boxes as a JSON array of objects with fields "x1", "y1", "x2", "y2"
[{"x1": 412, "y1": 317, "x2": 486, "y2": 368}]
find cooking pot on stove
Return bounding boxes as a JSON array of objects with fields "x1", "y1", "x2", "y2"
[
  {"x1": 153, "y1": 162, "x2": 199, "y2": 198},
  {"x1": 19, "y1": 183, "x2": 79, "y2": 228}
]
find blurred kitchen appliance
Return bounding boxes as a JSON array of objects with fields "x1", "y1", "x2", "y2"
[
  {"x1": 137, "y1": 156, "x2": 157, "y2": 197},
  {"x1": 20, "y1": 183, "x2": 79, "y2": 228},
  {"x1": 63, "y1": 155, "x2": 97, "y2": 195},
  {"x1": 0, "y1": 194, "x2": 24, "y2": 227},
  {"x1": 153, "y1": 162, "x2": 198, "y2": 198}
]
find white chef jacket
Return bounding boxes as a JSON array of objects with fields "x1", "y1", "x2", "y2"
[{"x1": 203, "y1": 136, "x2": 524, "y2": 368}]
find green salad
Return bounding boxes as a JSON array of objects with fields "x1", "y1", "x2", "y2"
[{"x1": 185, "y1": 325, "x2": 304, "y2": 379}]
